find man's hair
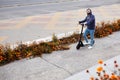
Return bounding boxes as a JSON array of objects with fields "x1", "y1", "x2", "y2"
[
  {"x1": 86, "y1": 8, "x2": 92, "y2": 13},
  {"x1": 87, "y1": 8, "x2": 91, "y2": 11}
]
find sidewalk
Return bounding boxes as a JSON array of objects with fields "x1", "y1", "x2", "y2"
[{"x1": 0, "y1": 4, "x2": 120, "y2": 44}]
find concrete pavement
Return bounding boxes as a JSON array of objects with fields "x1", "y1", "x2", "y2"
[{"x1": 0, "y1": 4, "x2": 120, "y2": 45}]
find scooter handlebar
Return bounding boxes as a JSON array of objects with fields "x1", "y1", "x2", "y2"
[{"x1": 80, "y1": 23, "x2": 84, "y2": 27}]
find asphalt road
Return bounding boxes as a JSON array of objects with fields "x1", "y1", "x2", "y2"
[{"x1": 0, "y1": 0, "x2": 120, "y2": 20}]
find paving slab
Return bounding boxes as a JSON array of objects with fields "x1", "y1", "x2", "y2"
[{"x1": 0, "y1": 57, "x2": 70, "y2": 80}]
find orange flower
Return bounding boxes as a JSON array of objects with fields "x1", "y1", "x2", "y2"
[
  {"x1": 110, "y1": 74, "x2": 117, "y2": 79},
  {"x1": 98, "y1": 59, "x2": 103, "y2": 64},
  {"x1": 96, "y1": 66, "x2": 103, "y2": 72},
  {"x1": 104, "y1": 74, "x2": 109, "y2": 79},
  {"x1": 90, "y1": 76, "x2": 94, "y2": 80}
]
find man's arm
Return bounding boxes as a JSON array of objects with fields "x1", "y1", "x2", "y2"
[{"x1": 79, "y1": 17, "x2": 87, "y2": 24}]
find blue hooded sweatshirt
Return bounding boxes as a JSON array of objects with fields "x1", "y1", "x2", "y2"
[{"x1": 79, "y1": 12, "x2": 95, "y2": 30}]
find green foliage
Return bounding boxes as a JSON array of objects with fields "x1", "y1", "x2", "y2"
[{"x1": 52, "y1": 33, "x2": 58, "y2": 43}]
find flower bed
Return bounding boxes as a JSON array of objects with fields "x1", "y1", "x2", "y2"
[
  {"x1": 86, "y1": 60, "x2": 120, "y2": 80},
  {"x1": 0, "y1": 19, "x2": 120, "y2": 66}
]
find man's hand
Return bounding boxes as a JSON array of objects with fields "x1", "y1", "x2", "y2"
[
  {"x1": 78, "y1": 21, "x2": 81, "y2": 25},
  {"x1": 80, "y1": 23, "x2": 84, "y2": 26},
  {"x1": 78, "y1": 21, "x2": 84, "y2": 26},
  {"x1": 78, "y1": 21, "x2": 87, "y2": 26}
]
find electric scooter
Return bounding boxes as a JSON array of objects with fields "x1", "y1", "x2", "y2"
[{"x1": 76, "y1": 24, "x2": 84, "y2": 50}]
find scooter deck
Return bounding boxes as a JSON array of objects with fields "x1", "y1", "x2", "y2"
[
  {"x1": 83, "y1": 40, "x2": 95, "y2": 47},
  {"x1": 83, "y1": 43, "x2": 90, "y2": 46}
]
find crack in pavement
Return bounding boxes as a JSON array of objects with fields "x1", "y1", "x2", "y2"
[{"x1": 41, "y1": 57, "x2": 73, "y2": 76}]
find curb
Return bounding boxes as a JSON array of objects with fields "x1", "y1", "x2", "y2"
[{"x1": 10, "y1": 29, "x2": 81, "y2": 49}]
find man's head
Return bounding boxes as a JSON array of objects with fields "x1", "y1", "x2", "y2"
[{"x1": 86, "y1": 8, "x2": 92, "y2": 15}]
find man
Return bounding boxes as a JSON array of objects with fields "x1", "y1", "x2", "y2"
[{"x1": 79, "y1": 8, "x2": 95, "y2": 49}]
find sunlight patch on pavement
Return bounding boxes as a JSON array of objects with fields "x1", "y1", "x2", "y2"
[
  {"x1": 15, "y1": 16, "x2": 33, "y2": 29},
  {"x1": 0, "y1": 17, "x2": 33, "y2": 30},
  {"x1": 45, "y1": 12, "x2": 61, "y2": 30},
  {"x1": 98, "y1": 6, "x2": 111, "y2": 18},
  {"x1": 0, "y1": 36, "x2": 8, "y2": 42}
]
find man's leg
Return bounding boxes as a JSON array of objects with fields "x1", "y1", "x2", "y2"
[
  {"x1": 89, "y1": 30, "x2": 95, "y2": 46},
  {"x1": 83, "y1": 28, "x2": 89, "y2": 43}
]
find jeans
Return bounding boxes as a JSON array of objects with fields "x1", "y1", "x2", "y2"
[{"x1": 83, "y1": 28, "x2": 95, "y2": 46}]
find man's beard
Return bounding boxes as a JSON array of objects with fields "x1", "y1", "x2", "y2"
[{"x1": 87, "y1": 13, "x2": 91, "y2": 15}]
